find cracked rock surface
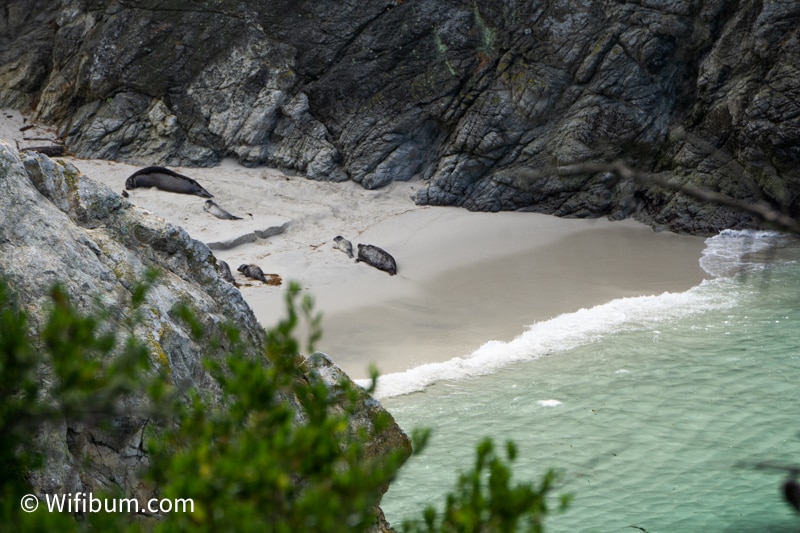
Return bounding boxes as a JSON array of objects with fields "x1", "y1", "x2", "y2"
[
  {"x1": 0, "y1": 142, "x2": 409, "y2": 529},
  {"x1": 2, "y1": 1, "x2": 799, "y2": 233}
]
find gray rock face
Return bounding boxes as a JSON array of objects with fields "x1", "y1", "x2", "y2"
[
  {"x1": 0, "y1": 142, "x2": 408, "y2": 527},
  {"x1": 2, "y1": 1, "x2": 799, "y2": 234},
  {"x1": 0, "y1": 1, "x2": 55, "y2": 110}
]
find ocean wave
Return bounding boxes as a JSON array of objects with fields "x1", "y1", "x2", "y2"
[
  {"x1": 361, "y1": 279, "x2": 738, "y2": 399},
  {"x1": 699, "y1": 229, "x2": 795, "y2": 278},
  {"x1": 363, "y1": 229, "x2": 799, "y2": 399}
]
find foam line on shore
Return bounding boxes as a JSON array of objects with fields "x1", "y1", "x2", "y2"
[{"x1": 358, "y1": 278, "x2": 737, "y2": 399}]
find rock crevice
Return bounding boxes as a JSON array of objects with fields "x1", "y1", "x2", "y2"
[{"x1": 2, "y1": 0, "x2": 799, "y2": 233}]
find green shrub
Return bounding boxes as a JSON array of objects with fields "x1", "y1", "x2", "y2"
[
  {"x1": 0, "y1": 276, "x2": 569, "y2": 532},
  {"x1": 402, "y1": 439, "x2": 571, "y2": 533}
]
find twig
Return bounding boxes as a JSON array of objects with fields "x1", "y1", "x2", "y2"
[{"x1": 517, "y1": 159, "x2": 800, "y2": 233}]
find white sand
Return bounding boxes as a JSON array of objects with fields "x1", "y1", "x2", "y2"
[{"x1": 1, "y1": 109, "x2": 708, "y2": 381}]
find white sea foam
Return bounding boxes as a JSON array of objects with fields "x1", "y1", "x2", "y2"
[
  {"x1": 360, "y1": 229, "x2": 797, "y2": 399},
  {"x1": 361, "y1": 280, "x2": 737, "y2": 399},
  {"x1": 699, "y1": 229, "x2": 792, "y2": 277},
  {"x1": 537, "y1": 400, "x2": 562, "y2": 407}
]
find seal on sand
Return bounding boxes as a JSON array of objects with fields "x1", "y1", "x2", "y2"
[
  {"x1": 125, "y1": 166, "x2": 213, "y2": 198},
  {"x1": 218, "y1": 260, "x2": 239, "y2": 287},
  {"x1": 356, "y1": 244, "x2": 397, "y2": 275},
  {"x1": 237, "y1": 263, "x2": 267, "y2": 283},
  {"x1": 333, "y1": 235, "x2": 354, "y2": 258},
  {"x1": 204, "y1": 200, "x2": 242, "y2": 220}
]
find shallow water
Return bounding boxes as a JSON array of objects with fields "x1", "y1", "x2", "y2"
[{"x1": 380, "y1": 231, "x2": 800, "y2": 532}]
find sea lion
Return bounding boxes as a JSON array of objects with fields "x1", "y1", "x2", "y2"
[
  {"x1": 237, "y1": 263, "x2": 267, "y2": 283},
  {"x1": 356, "y1": 244, "x2": 397, "y2": 276},
  {"x1": 217, "y1": 260, "x2": 239, "y2": 287},
  {"x1": 204, "y1": 199, "x2": 242, "y2": 220},
  {"x1": 125, "y1": 166, "x2": 213, "y2": 198},
  {"x1": 332, "y1": 235, "x2": 354, "y2": 258}
]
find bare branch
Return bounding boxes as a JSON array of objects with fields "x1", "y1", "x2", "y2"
[{"x1": 516, "y1": 160, "x2": 800, "y2": 234}]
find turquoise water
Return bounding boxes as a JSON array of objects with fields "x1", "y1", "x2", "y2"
[{"x1": 379, "y1": 231, "x2": 800, "y2": 532}]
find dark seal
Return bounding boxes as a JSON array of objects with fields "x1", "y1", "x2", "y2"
[
  {"x1": 237, "y1": 263, "x2": 267, "y2": 283},
  {"x1": 356, "y1": 244, "x2": 397, "y2": 276},
  {"x1": 217, "y1": 260, "x2": 239, "y2": 287},
  {"x1": 125, "y1": 166, "x2": 213, "y2": 198}
]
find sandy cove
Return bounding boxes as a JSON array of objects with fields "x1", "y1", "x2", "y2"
[{"x1": 2, "y1": 109, "x2": 708, "y2": 388}]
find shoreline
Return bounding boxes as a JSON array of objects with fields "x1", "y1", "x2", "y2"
[
  {"x1": 1, "y1": 108, "x2": 709, "y2": 387},
  {"x1": 316, "y1": 218, "x2": 707, "y2": 380}
]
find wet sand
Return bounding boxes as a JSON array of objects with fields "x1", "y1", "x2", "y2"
[{"x1": 314, "y1": 218, "x2": 707, "y2": 379}]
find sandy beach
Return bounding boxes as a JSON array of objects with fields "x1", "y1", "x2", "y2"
[{"x1": 2, "y1": 109, "x2": 708, "y2": 383}]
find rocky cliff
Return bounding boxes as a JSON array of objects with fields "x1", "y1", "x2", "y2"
[
  {"x1": 2, "y1": 0, "x2": 798, "y2": 234},
  {"x1": 0, "y1": 141, "x2": 408, "y2": 530}
]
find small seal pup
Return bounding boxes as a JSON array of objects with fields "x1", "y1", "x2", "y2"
[
  {"x1": 238, "y1": 263, "x2": 267, "y2": 283},
  {"x1": 204, "y1": 199, "x2": 242, "y2": 220},
  {"x1": 356, "y1": 244, "x2": 397, "y2": 276},
  {"x1": 125, "y1": 166, "x2": 213, "y2": 198},
  {"x1": 217, "y1": 260, "x2": 239, "y2": 287},
  {"x1": 332, "y1": 235, "x2": 354, "y2": 258}
]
